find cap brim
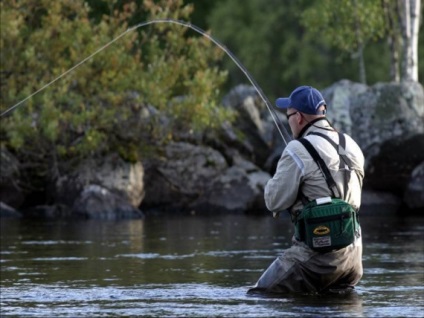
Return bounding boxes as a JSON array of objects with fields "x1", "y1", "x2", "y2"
[{"x1": 275, "y1": 97, "x2": 290, "y2": 109}]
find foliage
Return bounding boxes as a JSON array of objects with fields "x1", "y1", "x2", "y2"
[
  {"x1": 203, "y1": 0, "x2": 423, "y2": 96},
  {"x1": 205, "y1": 0, "x2": 362, "y2": 99},
  {"x1": 0, "y1": 0, "x2": 232, "y2": 180},
  {"x1": 301, "y1": 0, "x2": 424, "y2": 83},
  {"x1": 302, "y1": 0, "x2": 386, "y2": 53}
]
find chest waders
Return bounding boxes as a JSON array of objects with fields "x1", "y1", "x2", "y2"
[{"x1": 293, "y1": 132, "x2": 360, "y2": 252}]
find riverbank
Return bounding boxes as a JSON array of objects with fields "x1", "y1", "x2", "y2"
[{"x1": 1, "y1": 81, "x2": 423, "y2": 219}]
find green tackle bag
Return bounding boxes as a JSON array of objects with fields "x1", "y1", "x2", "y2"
[{"x1": 294, "y1": 197, "x2": 360, "y2": 252}]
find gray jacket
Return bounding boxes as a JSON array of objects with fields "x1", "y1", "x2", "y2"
[{"x1": 265, "y1": 118, "x2": 364, "y2": 213}]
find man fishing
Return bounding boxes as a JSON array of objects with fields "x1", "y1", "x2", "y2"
[{"x1": 248, "y1": 85, "x2": 365, "y2": 294}]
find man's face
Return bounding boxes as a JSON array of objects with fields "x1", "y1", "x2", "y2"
[{"x1": 286, "y1": 108, "x2": 301, "y2": 138}]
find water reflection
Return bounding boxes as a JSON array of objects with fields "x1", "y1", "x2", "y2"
[{"x1": 0, "y1": 214, "x2": 423, "y2": 317}]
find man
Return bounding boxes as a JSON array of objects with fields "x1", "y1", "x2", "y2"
[{"x1": 248, "y1": 85, "x2": 365, "y2": 294}]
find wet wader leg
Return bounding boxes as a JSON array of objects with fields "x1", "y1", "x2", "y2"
[{"x1": 247, "y1": 252, "x2": 315, "y2": 294}]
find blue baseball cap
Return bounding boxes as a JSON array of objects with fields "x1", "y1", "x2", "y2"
[{"x1": 276, "y1": 86, "x2": 326, "y2": 115}]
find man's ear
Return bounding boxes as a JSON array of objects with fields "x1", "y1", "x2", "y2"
[{"x1": 297, "y1": 112, "x2": 305, "y2": 125}]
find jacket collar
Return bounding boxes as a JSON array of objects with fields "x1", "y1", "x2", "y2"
[{"x1": 297, "y1": 117, "x2": 334, "y2": 139}]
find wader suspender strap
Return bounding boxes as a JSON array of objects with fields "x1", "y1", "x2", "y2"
[
  {"x1": 297, "y1": 138, "x2": 340, "y2": 198},
  {"x1": 308, "y1": 132, "x2": 353, "y2": 169},
  {"x1": 308, "y1": 132, "x2": 355, "y2": 196}
]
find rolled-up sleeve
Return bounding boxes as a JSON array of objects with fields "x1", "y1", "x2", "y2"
[{"x1": 264, "y1": 144, "x2": 305, "y2": 212}]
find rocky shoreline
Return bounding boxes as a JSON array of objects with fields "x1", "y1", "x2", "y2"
[{"x1": 1, "y1": 80, "x2": 423, "y2": 219}]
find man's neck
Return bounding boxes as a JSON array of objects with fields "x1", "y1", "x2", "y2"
[{"x1": 297, "y1": 117, "x2": 332, "y2": 139}]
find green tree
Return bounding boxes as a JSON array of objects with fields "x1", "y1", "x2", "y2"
[
  {"x1": 302, "y1": 0, "x2": 422, "y2": 83},
  {"x1": 302, "y1": 0, "x2": 386, "y2": 84},
  {"x1": 0, "y1": 0, "x2": 231, "y2": 189},
  {"x1": 206, "y1": 0, "x2": 360, "y2": 99},
  {"x1": 205, "y1": 0, "x2": 423, "y2": 97}
]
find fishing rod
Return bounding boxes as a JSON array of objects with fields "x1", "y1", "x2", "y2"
[{"x1": 0, "y1": 19, "x2": 292, "y2": 146}]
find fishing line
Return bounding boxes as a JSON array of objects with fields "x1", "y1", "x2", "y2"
[{"x1": 1, "y1": 19, "x2": 292, "y2": 146}]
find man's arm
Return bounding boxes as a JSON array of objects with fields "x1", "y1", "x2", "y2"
[{"x1": 264, "y1": 144, "x2": 304, "y2": 214}]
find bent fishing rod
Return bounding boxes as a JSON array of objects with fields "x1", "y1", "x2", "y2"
[{"x1": 0, "y1": 19, "x2": 292, "y2": 146}]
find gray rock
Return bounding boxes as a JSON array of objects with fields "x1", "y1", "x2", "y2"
[
  {"x1": 349, "y1": 82, "x2": 424, "y2": 194},
  {"x1": 53, "y1": 153, "x2": 145, "y2": 219},
  {"x1": 322, "y1": 79, "x2": 368, "y2": 135},
  {"x1": 142, "y1": 142, "x2": 229, "y2": 211},
  {"x1": 363, "y1": 134, "x2": 424, "y2": 193},
  {"x1": 73, "y1": 185, "x2": 143, "y2": 220},
  {"x1": 403, "y1": 162, "x2": 424, "y2": 210},
  {"x1": 22, "y1": 204, "x2": 72, "y2": 219},
  {"x1": 221, "y1": 84, "x2": 274, "y2": 167},
  {"x1": 142, "y1": 141, "x2": 270, "y2": 214},
  {"x1": 360, "y1": 190, "x2": 402, "y2": 214},
  {"x1": 351, "y1": 81, "x2": 424, "y2": 156},
  {"x1": 190, "y1": 166, "x2": 256, "y2": 213},
  {"x1": 189, "y1": 155, "x2": 271, "y2": 213}
]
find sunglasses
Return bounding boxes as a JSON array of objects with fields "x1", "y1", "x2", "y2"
[{"x1": 286, "y1": 111, "x2": 298, "y2": 120}]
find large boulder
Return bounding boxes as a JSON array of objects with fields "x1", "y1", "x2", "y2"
[
  {"x1": 51, "y1": 153, "x2": 144, "y2": 219},
  {"x1": 322, "y1": 79, "x2": 368, "y2": 135},
  {"x1": 360, "y1": 190, "x2": 402, "y2": 215},
  {"x1": 189, "y1": 153, "x2": 271, "y2": 213},
  {"x1": 142, "y1": 142, "x2": 270, "y2": 214},
  {"x1": 142, "y1": 142, "x2": 227, "y2": 211},
  {"x1": 403, "y1": 161, "x2": 424, "y2": 211},
  {"x1": 72, "y1": 184, "x2": 144, "y2": 219},
  {"x1": 350, "y1": 81, "x2": 424, "y2": 196},
  {"x1": 221, "y1": 85, "x2": 275, "y2": 168},
  {"x1": 221, "y1": 84, "x2": 289, "y2": 174},
  {"x1": 362, "y1": 134, "x2": 424, "y2": 193}
]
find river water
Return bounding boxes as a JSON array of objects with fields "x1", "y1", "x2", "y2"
[{"x1": 1, "y1": 213, "x2": 423, "y2": 317}]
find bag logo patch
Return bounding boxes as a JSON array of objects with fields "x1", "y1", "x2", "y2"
[
  {"x1": 313, "y1": 236, "x2": 331, "y2": 247},
  {"x1": 313, "y1": 225, "x2": 330, "y2": 235}
]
